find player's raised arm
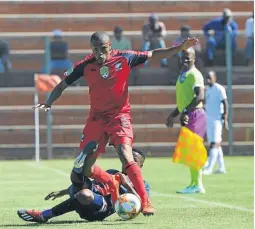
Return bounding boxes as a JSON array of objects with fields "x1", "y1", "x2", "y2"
[
  {"x1": 33, "y1": 60, "x2": 86, "y2": 111},
  {"x1": 147, "y1": 37, "x2": 198, "y2": 62}
]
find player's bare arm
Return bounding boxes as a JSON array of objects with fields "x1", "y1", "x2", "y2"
[
  {"x1": 33, "y1": 58, "x2": 85, "y2": 111},
  {"x1": 185, "y1": 87, "x2": 204, "y2": 113},
  {"x1": 180, "y1": 86, "x2": 204, "y2": 126},
  {"x1": 33, "y1": 80, "x2": 69, "y2": 111},
  {"x1": 222, "y1": 99, "x2": 229, "y2": 130},
  {"x1": 147, "y1": 37, "x2": 198, "y2": 62}
]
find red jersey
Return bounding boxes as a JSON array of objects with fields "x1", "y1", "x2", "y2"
[{"x1": 64, "y1": 50, "x2": 148, "y2": 116}]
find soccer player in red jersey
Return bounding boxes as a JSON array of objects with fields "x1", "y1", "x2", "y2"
[{"x1": 34, "y1": 31, "x2": 198, "y2": 216}]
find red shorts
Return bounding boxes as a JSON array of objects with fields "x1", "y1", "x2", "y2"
[{"x1": 79, "y1": 114, "x2": 133, "y2": 155}]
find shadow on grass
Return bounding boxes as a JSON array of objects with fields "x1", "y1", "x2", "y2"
[{"x1": 1, "y1": 219, "x2": 145, "y2": 227}]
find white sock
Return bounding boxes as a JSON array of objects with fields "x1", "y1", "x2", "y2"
[
  {"x1": 217, "y1": 147, "x2": 226, "y2": 171},
  {"x1": 205, "y1": 148, "x2": 218, "y2": 171}
]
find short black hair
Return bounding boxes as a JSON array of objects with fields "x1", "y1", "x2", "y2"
[
  {"x1": 132, "y1": 148, "x2": 146, "y2": 161},
  {"x1": 90, "y1": 31, "x2": 110, "y2": 45},
  {"x1": 114, "y1": 26, "x2": 122, "y2": 33},
  {"x1": 180, "y1": 25, "x2": 191, "y2": 32}
]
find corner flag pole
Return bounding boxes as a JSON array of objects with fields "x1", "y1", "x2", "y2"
[{"x1": 34, "y1": 74, "x2": 40, "y2": 162}]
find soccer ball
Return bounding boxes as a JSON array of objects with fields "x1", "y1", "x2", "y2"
[{"x1": 114, "y1": 193, "x2": 142, "y2": 220}]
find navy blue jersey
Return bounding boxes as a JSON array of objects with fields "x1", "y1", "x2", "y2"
[{"x1": 68, "y1": 169, "x2": 150, "y2": 221}]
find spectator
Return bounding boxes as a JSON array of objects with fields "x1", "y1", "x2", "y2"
[
  {"x1": 142, "y1": 13, "x2": 167, "y2": 67},
  {"x1": 43, "y1": 29, "x2": 73, "y2": 73},
  {"x1": 174, "y1": 25, "x2": 202, "y2": 55},
  {"x1": 245, "y1": 12, "x2": 254, "y2": 65},
  {"x1": 0, "y1": 39, "x2": 11, "y2": 73},
  {"x1": 111, "y1": 26, "x2": 132, "y2": 51},
  {"x1": 203, "y1": 9, "x2": 238, "y2": 66}
]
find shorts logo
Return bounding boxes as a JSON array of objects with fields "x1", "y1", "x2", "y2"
[
  {"x1": 115, "y1": 62, "x2": 122, "y2": 71},
  {"x1": 120, "y1": 117, "x2": 129, "y2": 128},
  {"x1": 100, "y1": 66, "x2": 110, "y2": 79},
  {"x1": 64, "y1": 68, "x2": 73, "y2": 76},
  {"x1": 81, "y1": 134, "x2": 85, "y2": 141}
]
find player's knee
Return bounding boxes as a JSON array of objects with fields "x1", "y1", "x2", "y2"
[
  {"x1": 82, "y1": 141, "x2": 98, "y2": 156},
  {"x1": 76, "y1": 189, "x2": 94, "y2": 205}
]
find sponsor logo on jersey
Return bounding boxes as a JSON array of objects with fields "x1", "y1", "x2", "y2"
[
  {"x1": 115, "y1": 62, "x2": 122, "y2": 71},
  {"x1": 64, "y1": 68, "x2": 73, "y2": 76}
]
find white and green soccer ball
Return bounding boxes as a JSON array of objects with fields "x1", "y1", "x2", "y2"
[{"x1": 114, "y1": 193, "x2": 142, "y2": 220}]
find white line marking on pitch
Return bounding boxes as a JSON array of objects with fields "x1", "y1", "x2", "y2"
[
  {"x1": 152, "y1": 192, "x2": 254, "y2": 213},
  {"x1": 26, "y1": 163, "x2": 254, "y2": 213}
]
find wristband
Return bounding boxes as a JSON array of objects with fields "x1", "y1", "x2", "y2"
[{"x1": 182, "y1": 108, "x2": 188, "y2": 114}]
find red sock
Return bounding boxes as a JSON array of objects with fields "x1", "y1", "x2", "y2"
[
  {"x1": 90, "y1": 164, "x2": 113, "y2": 185},
  {"x1": 125, "y1": 161, "x2": 148, "y2": 205}
]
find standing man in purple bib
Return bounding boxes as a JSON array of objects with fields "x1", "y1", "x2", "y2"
[{"x1": 166, "y1": 47, "x2": 206, "y2": 194}]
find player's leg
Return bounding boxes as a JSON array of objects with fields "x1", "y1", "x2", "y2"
[
  {"x1": 71, "y1": 120, "x2": 116, "y2": 192},
  {"x1": 71, "y1": 130, "x2": 122, "y2": 205},
  {"x1": 116, "y1": 144, "x2": 155, "y2": 215},
  {"x1": 107, "y1": 115, "x2": 155, "y2": 215},
  {"x1": 215, "y1": 120, "x2": 226, "y2": 173},
  {"x1": 215, "y1": 145, "x2": 226, "y2": 173},
  {"x1": 17, "y1": 198, "x2": 76, "y2": 223},
  {"x1": 180, "y1": 108, "x2": 206, "y2": 194},
  {"x1": 203, "y1": 120, "x2": 223, "y2": 174},
  {"x1": 82, "y1": 133, "x2": 122, "y2": 204}
]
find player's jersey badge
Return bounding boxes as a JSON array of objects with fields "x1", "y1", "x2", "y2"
[{"x1": 100, "y1": 66, "x2": 110, "y2": 79}]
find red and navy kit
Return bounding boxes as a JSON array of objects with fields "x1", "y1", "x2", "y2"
[{"x1": 64, "y1": 50, "x2": 148, "y2": 152}]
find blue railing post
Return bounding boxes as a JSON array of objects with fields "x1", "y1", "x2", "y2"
[
  {"x1": 44, "y1": 36, "x2": 53, "y2": 159},
  {"x1": 225, "y1": 25, "x2": 233, "y2": 156}
]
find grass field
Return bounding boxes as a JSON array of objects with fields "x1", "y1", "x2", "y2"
[{"x1": 0, "y1": 157, "x2": 254, "y2": 229}]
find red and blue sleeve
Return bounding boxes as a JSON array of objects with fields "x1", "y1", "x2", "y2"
[
  {"x1": 64, "y1": 59, "x2": 87, "y2": 85},
  {"x1": 119, "y1": 51, "x2": 148, "y2": 69}
]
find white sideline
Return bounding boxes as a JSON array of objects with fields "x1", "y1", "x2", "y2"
[
  {"x1": 26, "y1": 163, "x2": 254, "y2": 213},
  {"x1": 152, "y1": 192, "x2": 254, "y2": 213}
]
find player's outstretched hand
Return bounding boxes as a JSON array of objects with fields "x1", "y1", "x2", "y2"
[
  {"x1": 44, "y1": 191, "x2": 63, "y2": 201},
  {"x1": 33, "y1": 103, "x2": 51, "y2": 112},
  {"x1": 181, "y1": 37, "x2": 199, "y2": 50}
]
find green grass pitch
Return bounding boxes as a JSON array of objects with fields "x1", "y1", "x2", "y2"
[{"x1": 0, "y1": 157, "x2": 253, "y2": 229}]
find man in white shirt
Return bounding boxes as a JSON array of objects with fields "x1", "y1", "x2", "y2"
[
  {"x1": 203, "y1": 71, "x2": 228, "y2": 175},
  {"x1": 245, "y1": 12, "x2": 254, "y2": 65}
]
